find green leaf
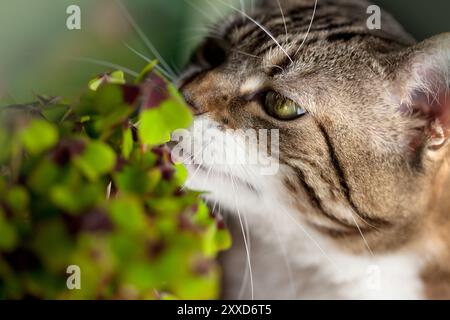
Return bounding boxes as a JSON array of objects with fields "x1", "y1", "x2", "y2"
[
  {"x1": 109, "y1": 196, "x2": 147, "y2": 233},
  {"x1": 27, "y1": 160, "x2": 61, "y2": 194},
  {"x1": 94, "y1": 85, "x2": 124, "y2": 115},
  {"x1": 0, "y1": 209, "x2": 18, "y2": 251},
  {"x1": 95, "y1": 106, "x2": 134, "y2": 138},
  {"x1": 146, "y1": 197, "x2": 183, "y2": 216},
  {"x1": 73, "y1": 141, "x2": 116, "y2": 181},
  {"x1": 174, "y1": 163, "x2": 188, "y2": 185},
  {"x1": 89, "y1": 70, "x2": 126, "y2": 91},
  {"x1": 32, "y1": 219, "x2": 74, "y2": 272},
  {"x1": 6, "y1": 186, "x2": 29, "y2": 213},
  {"x1": 122, "y1": 127, "x2": 134, "y2": 159},
  {"x1": 115, "y1": 166, "x2": 150, "y2": 195},
  {"x1": 110, "y1": 70, "x2": 126, "y2": 83},
  {"x1": 0, "y1": 175, "x2": 5, "y2": 196},
  {"x1": 135, "y1": 61, "x2": 158, "y2": 84},
  {"x1": 41, "y1": 104, "x2": 71, "y2": 123},
  {"x1": 214, "y1": 229, "x2": 232, "y2": 252},
  {"x1": 194, "y1": 202, "x2": 211, "y2": 226},
  {"x1": 139, "y1": 99, "x2": 192, "y2": 146},
  {"x1": 18, "y1": 119, "x2": 59, "y2": 155},
  {"x1": 50, "y1": 183, "x2": 103, "y2": 214},
  {"x1": 89, "y1": 78, "x2": 104, "y2": 92},
  {"x1": 174, "y1": 271, "x2": 220, "y2": 300},
  {"x1": 161, "y1": 88, "x2": 194, "y2": 129},
  {"x1": 0, "y1": 128, "x2": 11, "y2": 164},
  {"x1": 139, "y1": 108, "x2": 171, "y2": 145},
  {"x1": 0, "y1": 63, "x2": 229, "y2": 300},
  {"x1": 161, "y1": 293, "x2": 178, "y2": 300},
  {"x1": 76, "y1": 91, "x2": 97, "y2": 116}
]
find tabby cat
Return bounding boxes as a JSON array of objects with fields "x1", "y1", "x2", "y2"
[{"x1": 176, "y1": 0, "x2": 450, "y2": 299}]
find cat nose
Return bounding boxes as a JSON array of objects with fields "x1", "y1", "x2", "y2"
[
  {"x1": 179, "y1": 70, "x2": 232, "y2": 115},
  {"x1": 181, "y1": 89, "x2": 207, "y2": 116}
]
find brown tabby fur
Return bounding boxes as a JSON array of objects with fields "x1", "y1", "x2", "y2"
[{"x1": 180, "y1": 0, "x2": 450, "y2": 298}]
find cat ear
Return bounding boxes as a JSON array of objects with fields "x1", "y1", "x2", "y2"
[{"x1": 395, "y1": 33, "x2": 450, "y2": 151}]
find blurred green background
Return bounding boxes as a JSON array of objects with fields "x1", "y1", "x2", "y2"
[{"x1": 0, "y1": 0, "x2": 448, "y2": 105}]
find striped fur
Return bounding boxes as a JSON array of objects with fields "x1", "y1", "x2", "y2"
[{"x1": 179, "y1": 0, "x2": 450, "y2": 299}]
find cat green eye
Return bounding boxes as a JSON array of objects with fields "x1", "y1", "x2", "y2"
[{"x1": 264, "y1": 91, "x2": 306, "y2": 120}]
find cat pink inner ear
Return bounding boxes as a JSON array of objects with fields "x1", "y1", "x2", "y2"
[
  {"x1": 398, "y1": 33, "x2": 450, "y2": 149},
  {"x1": 407, "y1": 88, "x2": 450, "y2": 149}
]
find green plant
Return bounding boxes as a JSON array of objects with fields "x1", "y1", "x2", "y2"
[{"x1": 0, "y1": 65, "x2": 231, "y2": 300}]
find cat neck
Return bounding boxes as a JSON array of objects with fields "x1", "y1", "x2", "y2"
[
  {"x1": 429, "y1": 149, "x2": 450, "y2": 221},
  {"x1": 420, "y1": 149, "x2": 450, "y2": 298}
]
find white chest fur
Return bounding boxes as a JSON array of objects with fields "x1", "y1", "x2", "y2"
[
  {"x1": 183, "y1": 154, "x2": 424, "y2": 299},
  {"x1": 220, "y1": 205, "x2": 424, "y2": 300}
]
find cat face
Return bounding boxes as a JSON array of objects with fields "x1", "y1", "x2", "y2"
[{"x1": 176, "y1": 0, "x2": 450, "y2": 253}]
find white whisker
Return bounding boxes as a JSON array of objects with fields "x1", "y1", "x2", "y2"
[
  {"x1": 268, "y1": 64, "x2": 285, "y2": 73},
  {"x1": 250, "y1": 0, "x2": 255, "y2": 14},
  {"x1": 231, "y1": 49, "x2": 261, "y2": 60},
  {"x1": 202, "y1": 161, "x2": 215, "y2": 192},
  {"x1": 280, "y1": 206, "x2": 338, "y2": 269},
  {"x1": 70, "y1": 57, "x2": 138, "y2": 77},
  {"x1": 170, "y1": 62, "x2": 181, "y2": 79},
  {"x1": 185, "y1": 0, "x2": 216, "y2": 23},
  {"x1": 218, "y1": 0, "x2": 293, "y2": 64},
  {"x1": 230, "y1": 168, "x2": 253, "y2": 300},
  {"x1": 182, "y1": 141, "x2": 214, "y2": 191},
  {"x1": 183, "y1": 166, "x2": 203, "y2": 191},
  {"x1": 229, "y1": 173, "x2": 254, "y2": 300},
  {"x1": 267, "y1": 208, "x2": 297, "y2": 298},
  {"x1": 240, "y1": 0, "x2": 246, "y2": 17},
  {"x1": 294, "y1": 0, "x2": 318, "y2": 58},
  {"x1": 276, "y1": 0, "x2": 288, "y2": 40},
  {"x1": 123, "y1": 43, "x2": 174, "y2": 80},
  {"x1": 210, "y1": 197, "x2": 219, "y2": 216},
  {"x1": 237, "y1": 219, "x2": 251, "y2": 300},
  {"x1": 114, "y1": 0, "x2": 177, "y2": 79},
  {"x1": 185, "y1": 26, "x2": 222, "y2": 37},
  {"x1": 350, "y1": 213, "x2": 374, "y2": 256},
  {"x1": 218, "y1": 203, "x2": 223, "y2": 225},
  {"x1": 124, "y1": 43, "x2": 152, "y2": 62},
  {"x1": 205, "y1": 0, "x2": 223, "y2": 17}
]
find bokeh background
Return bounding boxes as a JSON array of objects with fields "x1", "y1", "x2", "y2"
[{"x1": 0, "y1": 0, "x2": 448, "y2": 105}]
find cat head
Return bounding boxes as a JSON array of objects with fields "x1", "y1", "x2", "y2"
[{"x1": 175, "y1": 0, "x2": 450, "y2": 253}]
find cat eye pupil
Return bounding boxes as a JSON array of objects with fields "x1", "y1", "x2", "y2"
[{"x1": 264, "y1": 91, "x2": 306, "y2": 121}]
